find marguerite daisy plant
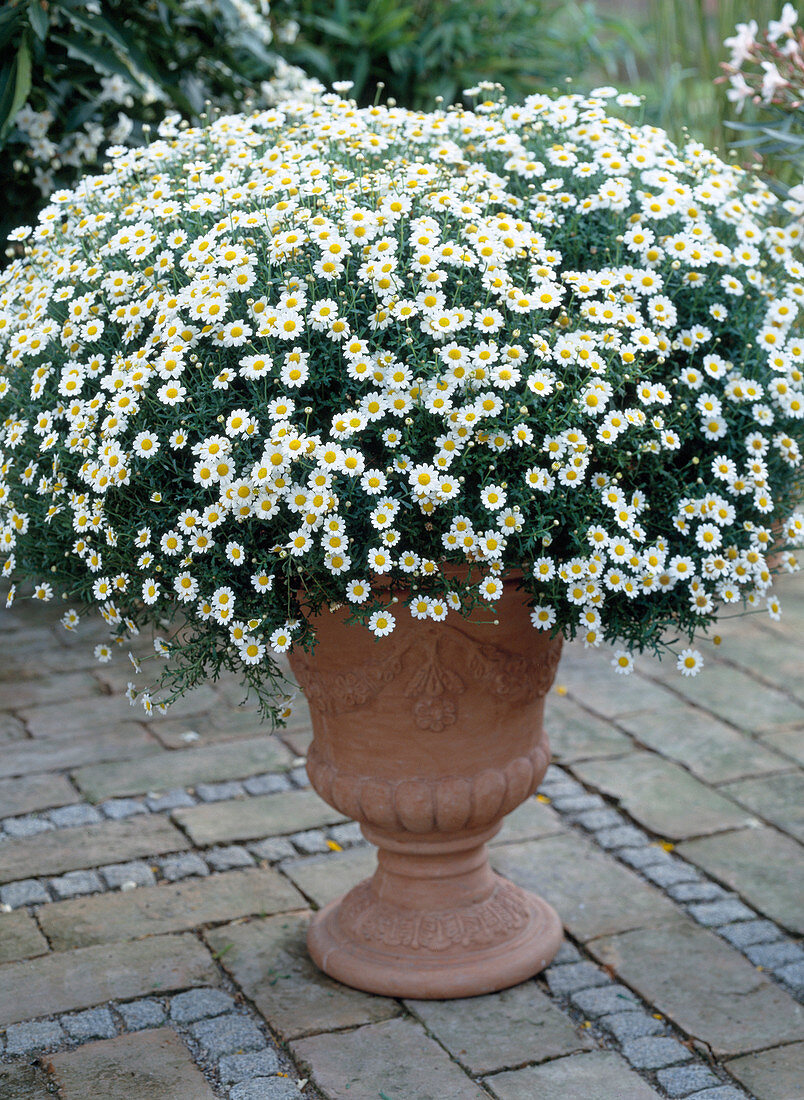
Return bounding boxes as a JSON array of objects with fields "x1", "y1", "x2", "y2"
[{"x1": 0, "y1": 84, "x2": 802, "y2": 722}]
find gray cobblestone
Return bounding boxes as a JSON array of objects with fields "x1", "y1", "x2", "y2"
[
  {"x1": 191, "y1": 1013, "x2": 266, "y2": 1057},
  {"x1": 100, "y1": 798, "x2": 147, "y2": 820},
  {"x1": 117, "y1": 998, "x2": 165, "y2": 1030},
  {"x1": 218, "y1": 1051, "x2": 282, "y2": 1084},
  {"x1": 327, "y1": 821, "x2": 364, "y2": 847},
  {"x1": 686, "y1": 1089, "x2": 746, "y2": 1100},
  {"x1": 617, "y1": 845, "x2": 668, "y2": 870},
  {"x1": 195, "y1": 781, "x2": 246, "y2": 803},
  {"x1": 290, "y1": 829, "x2": 329, "y2": 854},
  {"x1": 159, "y1": 853, "x2": 209, "y2": 881},
  {"x1": 3, "y1": 814, "x2": 54, "y2": 837},
  {"x1": 687, "y1": 899, "x2": 756, "y2": 927},
  {"x1": 206, "y1": 846, "x2": 255, "y2": 872},
  {"x1": 549, "y1": 941, "x2": 583, "y2": 965},
  {"x1": 242, "y1": 773, "x2": 292, "y2": 796},
  {"x1": 594, "y1": 825, "x2": 650, "y2": 850},
  {"x1": 718, "y1": 919, "x2": 783, "y2": 948},
  {"x1": 598, "y1": 1012, "x2": 665, "y2": 1043},
  {"x1": 0, "y1": 878, "x2": 49, "y2": 908},
  {"x1": 656, "y1": 1065, "x2": 721, "y2": 1097},
  {"x1": 744, "y1": 940, "x2": 804, "y2": 968},
  {"x1": 666, "y1": 881, "x2": 730, "y2": 903},
  {"x1": 229, "y1": 1079, "x2": 300, "y2": 1100},
  {"x1": 248, "y1": 837, "x2": 296, "y2": 862},
  {"x1": 100, "y1": 861, "x2": 156, "y2": 890},
  {"x1": 5, "y1": 1020, "x2": 64, "y2": 1054},
  {"x1": 777, "y1": 959, "x2": 804, "y2": 992},
  {"x1": 49, "y1": 869, "x2": 103, "y2": 899},
  {"x1": 642, "y1": 861, "x2": 701, "y2": 888},
  {"x1": 545, "y1": 962, "x2": 609, "y2": 996},
  {"x1": 62, "y1": 1007, "x2": 117, "y2": 1040},
  {"x1": 171, "y1": 988, "x2": 236, "y2": 1023},
  {"x1": 571, "y1": 983, "x2": 642, "y2": 1017},
  {"x1": 622, "y1": 1036, "x2": 693, "y2": 1069},
  {"x1": 572, "y1": 807, "x2": 621, "y2": 830},
  {"x1": 146, "y1": 788, "x2": 196, "y2": 812},
  {"x1": 48, "y1": 803, "x2": 103, "y2": 828},
  {"x1": 288, "y1": 766, "x2": 309, "y2": 787}
]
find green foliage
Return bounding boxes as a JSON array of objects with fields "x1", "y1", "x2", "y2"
[
  {"x1": 0, "y1": 0, "x2": 300, "y2": 251},
  {"x1": 273, "y1": 0, "x2": 640, "y2": 108}
]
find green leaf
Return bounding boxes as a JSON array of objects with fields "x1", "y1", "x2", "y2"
[
  {"x1": 49, "y1": 33, "x2": 144, "y2": 88},
  {"x1": 0, "y1": 6, "x2": 24, "y2": 53},
  {"x1": 0, "y1": 37, "x2": 31, "y2": 142},
  {"x1": 27, "y1": 1, "x2": 47, "y2": 40}
]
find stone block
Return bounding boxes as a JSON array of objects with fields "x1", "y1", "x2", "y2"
[
  {"x1": 47, "y1": 1028, "x2": 218, "y2": 1099},
  {"x1": 205, "y1": 912, "x2": 400, "y2": 1041},
  {"x1": 485, "y1": 1049, "x2": 662, "y2": 1099},
  {"x1": 572, "y1": 754, "x2": 754, "y2": 841},
  {"x1": 598, "y1": 1012, "x2": 665, "y2": 1043},
  {"x1": 571, "y1": 983, "x2": 642, "y2": 1017},
  {"x1": 291, "y1": 1016, "x2": 486, "y2": 1099},
  {"x1": 145, "y1": 788, "x2": 196, "y2": 812},
  {"x1": 726, "y1": 1039, "x2": 804, "y2": 1100},
  {"x1": 248, "y1": 837, "x2": 296, "y2": 862},
  {"x1": 678, "y1": 827, "x2": 804, "y2": 934},
  {"x1": 100, "y1": 861, "x2": 156, "y2": 890},
  {"x1": 488, "y1": 798, "x2": 566, "y2": 844},
  {"x1": 744, "y1": 940, "x2": 803, "y2": 968},
  {"x1": 196, "y1": 780, "x2": 246, "y2": 802},
  {"x1": 47, "y1": 803, "x2": 103, "y2": 828},
  {"x1": 0, "y1": 933, "x2": 218, "y2": 1027},
  {"x1": 0, "y1": 727, "x2": 161, "y2": 780},
  {"x1": 190, "y1": 1013, "x2": 266, "y2": 1057},
  {"x1": 281, "y1": 847, "x2": 377, "y2": 908},
  {"x1": 0, "y1": 878, "x2": 49, "y2": 908},
  {"x1": 3, "y1": 815, "x2": 54, "y2": 837},
  {"x1": 778, "y1": 959, "x2": 804, "y2": 993},
  {"x1": 117, "y1": 998, "x2": 166, "y2": 1030},
  {"x1": 101, "y1": 798, "x2": 148, "y2": 820},
  {"x1": 206, "y1": 846, "x2": 254, "y2": 871},
  {"x1": 0, "y1": 773, "x2": 78, "y2": 817},
  {"x1": 406, "y1": 983, "x2": 595, "y2": 1073},
  {"x1": 491, "y1": 832, "x2": 680, "y2": 942},
  {"x1": 228, "y1": 1080, "x2": 301, "y2": 1100},
  {"x1": 545, "y1": 961, "x2": 609, "y2": 996},
  {"x1": 174, "y1": 788, "x2": 346, "y2": 847},
  {"x1": 170, "y1": 988, "x2": 235, "y2": 1023},
  {"x1": 0, "y1": 910, "x2": 49, "y2": 963},
  {"x1": 73, "y1": 737, "x2": 293, "y2": 802},
  {"x1": 159, "y1": 853, "x2": 209, "y2": 881},
  {"x1": 667, "y1": 881, "x2": 729, "y2": 903},
  {"x1": 242, "y1": 774, "x2": 292, "y2": 796},
  {"x1": 289, "y1": 829, "x2": 329, "y2": 854},
  {"x1": 720, "y1": 771, "x2": 804, "y2": 842},
  {"x1": 39, "y1": 867, "x2": 304, "y2": 950},
  {"x1": 718, "y1": 919, "x2": 782, "y2": 948},
  {"x1": 687, "y1": 899, "x2": 756, "y2": 927},
  {"x1": 656, "y1": 1065, "x2": 721, "y2": 1097},
  {"x1": 4, "y1": 1019, "x2": 65, "y2": 1054},
  {"x1": 62, "y1": 1007, "x2": 117, "y2": 1040},
  {"x1": 642, "y1": 861, "x2": 701, "y2": 888},
  {"x1": 49, "y1": 869, "x2": 103, "y2": 899},
  {"x1": 218, "y1": 1050, "x2": 281, "y2": 1084},
  {"x1": 0, "y1": 815, "x2": 188, "y2": 884},
  {"x1": 588, "y1": 916, "x2": 804, "y2": 1056},
  {"x1": 621, "y1": 1036, "x2": 693, "y2": 1069}
]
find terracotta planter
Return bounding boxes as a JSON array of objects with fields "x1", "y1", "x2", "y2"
[{"x1": 288, "y1": 577, "x2": 564, "y2": 999}]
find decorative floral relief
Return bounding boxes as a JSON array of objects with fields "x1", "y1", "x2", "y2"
[
  {"x1": 338, "y1": 878, "x2": 531, "y2": 952},
  {"x1": 295, "y1": 624, "x2": 562, "y2": 731}
]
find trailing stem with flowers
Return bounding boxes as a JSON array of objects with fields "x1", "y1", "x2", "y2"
[{"x1": 0, "y1": 85, "x2": 802, "y2": 722}]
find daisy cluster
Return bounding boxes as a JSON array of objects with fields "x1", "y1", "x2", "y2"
[{"x1": 1, "y1": 86, "x2": 802, "y2": 717}]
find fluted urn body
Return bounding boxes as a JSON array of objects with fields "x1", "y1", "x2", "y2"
[{"x1": 288, "y1": 578, "x2": 564, "y2": 998}]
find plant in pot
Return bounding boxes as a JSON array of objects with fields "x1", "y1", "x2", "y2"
[{"x1": 1, "y1": 84, "x2": 802, "y2": 999}]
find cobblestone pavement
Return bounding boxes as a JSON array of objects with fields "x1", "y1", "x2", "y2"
[{"x1": 0, "y1": 577, "x2": 802, "y2": 1100}]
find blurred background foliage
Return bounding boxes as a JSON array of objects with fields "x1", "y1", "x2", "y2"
[{"x1": 0, "y1": 0, "x2": 798, "y2": 259}]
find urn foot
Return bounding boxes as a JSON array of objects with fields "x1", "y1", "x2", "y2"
[{"x1": 307, "y1": 826, "x2": 562, "y2": 999}]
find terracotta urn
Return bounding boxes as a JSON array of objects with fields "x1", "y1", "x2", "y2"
[{"x1": 287, "y1": 575, "x2": 564, "y2": 999}]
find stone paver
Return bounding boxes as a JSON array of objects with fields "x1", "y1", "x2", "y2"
[
  {"x1": 0, "y1": 1064, "x2": 53, "y2": 1099},
  {"x1": 0, "y1": 933, "x2": 218, "y2": 1026},
  {"x1": 720, "y1": 771, "x2": 804, "y2": 842},
  {"x1": 281, "y1": 847, "x2": 377, "y2": 908},
  {"x1": 291, "y1": 1016, "x2": 488, "y2": 1100},
  {"x1": 491, "y1": 796, "x2": 566, "y2": 843},
  {"x1": 0, "y1": 726, "x2": 160, "y2": 779},
  {"x1": 544, "y1": 694, "x2": 634, "y2": 761},
  {"x1": 588, "y1": 916, "x2": 804, "y2": 1056},
  {"x1": 174, "y1": 788, "x2": 346, "y2": 847},
  {"x1": 677, "y1": 826, "x2": 804, "y2": 934},
  {"x1": 726, "y1": 1039, "x2": 804, "y2": 1099},
  {"x1": 0, "y1": 814, "x2": 188, "y2": 884},
  {"x1": 406, "y1": 984, "x2": 595, "y2": 1073},
  {"x1": 72, "y1": 736, "x2": 294, "y2": 801},
  {"x1": 491, "y1": 832, "x2": 680, "y2": 941},
  {"x1": 760, "y1": 727, "x2": 804, "y2": 765},
  {"x1": 485, "y1": 1050, "x2": 662, "y2": 1099},
  {"x1": 0, "y1": 910, "x2": 49, "y2": 963},
  {"x1": 614, "y1": 703, "x2": 791, "y2": 783},
  {"x1": 38, "y1": 867, "x2": 305, "y2": 950},
  {"x1": 205, "y1": 913, "x2": 400, "y2": 1040},
  {"x1": 571, "y1": 753, "x2": 754, "y2": 840},
  {"x1": 47, "y1": 1028, "x2": 218, "y2": 1099},
  {"x1": 0, "y1": 772, "x2": 78, "y2": 817}
]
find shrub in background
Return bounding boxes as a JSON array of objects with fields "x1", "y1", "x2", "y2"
[{"x1": 0, "y1": 0, "x2": 319, "y2": 249}]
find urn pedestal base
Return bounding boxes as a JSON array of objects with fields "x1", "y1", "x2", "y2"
[{"x1": 306, "y1": 823, "x2": 563, "y2": 999}]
